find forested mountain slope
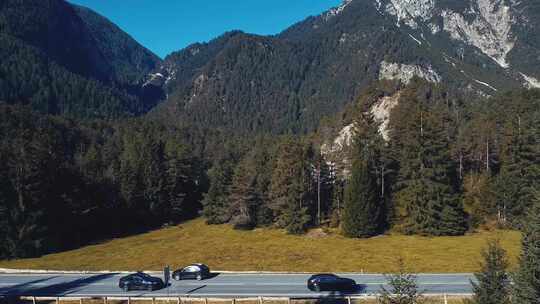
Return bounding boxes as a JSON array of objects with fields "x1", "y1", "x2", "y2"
[
  {"x1": 152, "y1": 0, "x2": 540, "y2": 134},
  {"x1": 0, "y1": 0, "x2": 163, "y2": 118}
]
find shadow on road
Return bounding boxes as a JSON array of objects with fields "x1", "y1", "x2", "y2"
[
  {"x1": 0, "y1": 277, "x2": 59, "y2": 296},
  {"x1": 314, "y1": 284, "x2": 368, "y2": 304},
  {"x1": 206, "y1": 272, "x2": 220, "y2": 280},
  {"x1": 0, "y1": 273, "x2": 118, "y2": 297}
]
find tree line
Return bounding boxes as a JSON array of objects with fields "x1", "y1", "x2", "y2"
[
  {"x1": 374, "y1": 192, "x2": 540, "y2": 304},
  {"x1": 0, "y1": 103, "x2": 205, "y2": 258},
  {"x1": 201, "y1": 80, "x2": 540, "y2": 237},
  {"x1": 460, "y1": 191, "x2": 540, "y2": 304},
  {"x1": 1, "y1": 80, "x2": 540, "y2": 259}
]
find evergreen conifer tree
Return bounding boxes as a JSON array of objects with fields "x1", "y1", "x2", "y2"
[
  {"x1": 229, "y1": 157, "x2": 259, "y2": 229},
  {"x1": 202, "y1": 160, "x2": 234, "y2": 224},
  {"x1": 269, "y1": 137, "x2": 313, "y2": 234},
  {"x1": 469, "y1": 240, "x2": 511, "y2": 304},
  {"x1": 342, "y1": 157, "x2": 381, "y2": 237},
  {"x1": 391, "y1": 87, "x2": 466, "y2": 236},
  {"x1": 512, "y1": 190, "x2": 540, "y2": 304}
]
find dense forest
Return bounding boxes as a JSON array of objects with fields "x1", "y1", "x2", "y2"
[
  {"x1": 0, "y1": 0, "x2": 163, "y2": 119},
  {"x1": 0, "y1": 103, "x2": 205, "y2": 258},
  {"x1": 2, "y1": 79, "x2": 540, "y2": 259},
  {"x1": 2, "y1": 0, "x2": 540, "y2": 261}
]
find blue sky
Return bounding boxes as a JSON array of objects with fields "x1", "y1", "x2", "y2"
[{"x1": 69, "y1": 0, "x2": 342, "y2": 58}]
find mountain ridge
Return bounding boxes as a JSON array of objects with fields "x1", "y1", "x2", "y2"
[
  {"x1": 0, "y1": 0, "x2": 163, "y2": 118},
  {"x1": 150, "y1": 0, "x2": 540, "y2": 135}
]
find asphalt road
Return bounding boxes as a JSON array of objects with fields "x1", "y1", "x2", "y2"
[{"x1": 0, "y1": 272, "x2": 475, "y2": 298}]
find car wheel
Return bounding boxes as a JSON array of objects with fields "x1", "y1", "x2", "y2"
[
  {"x1": 196, "y1": 274, "x2": 202, "y2": 281},
  {"x1": 314, "y1": 284, "x2": 321, "y2": 292}
]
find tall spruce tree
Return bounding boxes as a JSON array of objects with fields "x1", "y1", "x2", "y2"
[
  {"x1": 269, "y1": 137, "x2": 313, "y2": 234},
  {"x1": 390, "y1": 86, "x2": 466, "y2": 236},
  {"x1": 2, "y1": 135, "x2": 48, "y2": 258},
  {"x1": 512, "y1": 190, "x2": 540, "y2": 304},
  {"x1": 469, "y1": 240, "x2": 511, "y2": 304},
  {"x1": 496, "y1": 114, "x2": 540, "y2": 227},
  {"x1": 342, "y1": 158, "x2": 381, "y2": 237},
  {"x1": 202, "y1": 159, "x2": 235, "y2": 224},
  {"x1": 228, "y1": 156, "x2": 259, "y2": 229}
]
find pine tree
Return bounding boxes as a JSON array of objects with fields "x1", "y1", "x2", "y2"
[
  {"x1": 342, "y1": 158, "x2": 381, "y2": 237},
  {"x1": 269, "y1": 136, "x2": 314, "y2": 234},
  {"x1": 378, "y1": 258, "x2": 423, "y2": 304},
  {"x1": 202, "y1": 160, "x2": 234, "y2": 224},
  {"x1": 165, "y1": 138, "x2": 199, "y2": 222},
  {"x1": 391, "y1": 88, "x2": 466, "y2": 236},
  {"x1": 1, "y1": 136, "x2": 48, "y2": 258},
  {"x1": 468, "y1": 240, "x2": 511, "y2": 304},
  {"x1": 496, "y1": 114, "x2": 540, "y2": 227},
  {"x1": 228, "y1": 157, "x2": 259, "y2": 229},
  {"x1": 512, "y1": 190, "x2": 540, "y2": 304}
]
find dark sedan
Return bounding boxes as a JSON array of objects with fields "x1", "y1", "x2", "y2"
[
  {"x1": 118, "y1": 272, "x2": 164, "y2": 291},
  {"x1": 307, "y1": 274, "x2": 357, "y2": 292},
  {"x1": 172, "y1": 263, "x2": 211, "y2": 280}
]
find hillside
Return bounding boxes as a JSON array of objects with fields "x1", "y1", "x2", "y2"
[
  {"x1": 150, "y1": 0, "x2": 540, "y2": 134},
  {"x1": 0, "y1": 219, "x2": 522, "y2": 273},
  {"x1": 0, "y1": 0, "x2": 163, "y2": 118}
]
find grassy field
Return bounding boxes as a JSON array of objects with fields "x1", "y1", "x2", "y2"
[{"x1": 0, "y1": 219, "x2": 522, "y2": 273}]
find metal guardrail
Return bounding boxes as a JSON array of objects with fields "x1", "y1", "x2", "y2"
[{"x1": 2, "y1": 293, "x2": 472, "y2": 304}]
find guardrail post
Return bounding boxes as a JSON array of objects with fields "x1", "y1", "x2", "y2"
[
  {"x1": 259, "y1": 296, "x2": 263, "y2": 304},
  {"x1": 287, "y1": 298, "x2": 291, "y2": 304},
  {"x1": 444, "y1": 293, "x2": 448, "y2": 304},
  {"x1": 152, "y1": 297, "x2": 156, "y2": 304},
  {"x1": 104, "y1": 296, "x2": 108, "y2": 304},
  {"x1": 348, "y1": 297, "x2": 351, "y2": 304},
  {"x1": 32, "y1": 296, "x2": 36, "y2": 304},
  {"x1": 128, "y1": 297, "x2": 131, "y2": 304},
  {"x1": 178, "y1": 298, "x2": 181, "y2": 304},
  {"x1": 232, "y1": 298, "x2": 236, "y2": 304},
  {"x1": 56, "y1": 297, "x2": 59, "y2": 304},
  {"x1": 205, "y1": 298, "x2": 208, "y2": 304}
]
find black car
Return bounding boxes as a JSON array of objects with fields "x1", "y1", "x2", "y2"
[
  {"x1": 307, "y1": 274, "x2": 357, "y2": 292},
  {"x1": 172, "y1": 263, "x2": 211, "y2": 280},
  {"x1": 118, "y1": 272, "x2": 165, "y2": 291}
]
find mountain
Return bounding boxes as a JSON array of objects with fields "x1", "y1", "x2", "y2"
[
  {"x1": 151, "y1": 0, "x2": 540, "y2": 135},
  {"x1": 0, "y1": 0, "x2": 163, "y2": 118}
]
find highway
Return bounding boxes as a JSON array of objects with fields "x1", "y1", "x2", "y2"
[{"x1": 0, "y1": 272, "x2": 475, "y2": 298}]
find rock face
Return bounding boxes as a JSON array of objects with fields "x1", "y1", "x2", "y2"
[
  {"x1": 151, "y1": 0, "x2": 540, "y2": 135},
  {"x1": 379, "y1": 61, "x2": 442, "y2": 84},
  {"x1": 382, "y1": 0, "x2": 521, "y2": 69},
  {"x1": 440, "y1": 0, "x2": 515, "y2": 68},
  {"x1": 370, "y1": 92, "x2": 401, "y2": 141},
  {"x1": 385, "y1": 0, "x2": 436, "y2": 28}
]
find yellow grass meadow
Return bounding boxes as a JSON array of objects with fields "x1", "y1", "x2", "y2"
[{"x1": 0, "y1": 218, "x2": 522, "y2": 273}]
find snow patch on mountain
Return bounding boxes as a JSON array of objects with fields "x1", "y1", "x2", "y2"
[
  {"x1": 520, "y1": 73, "x2": 540, "y2": 89},
  {"x1": 474, "y1": 79, "x2": 498, "y2": 91},
  {"x1": 441, "y1": 0, "x2": 515, "y2": 68},
  {"x1": 409, "y1": 34, "x2": 422, "y2": 45},
  {"x1": 379, "y1": 61, "x2": 441, "y2": 84}
]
